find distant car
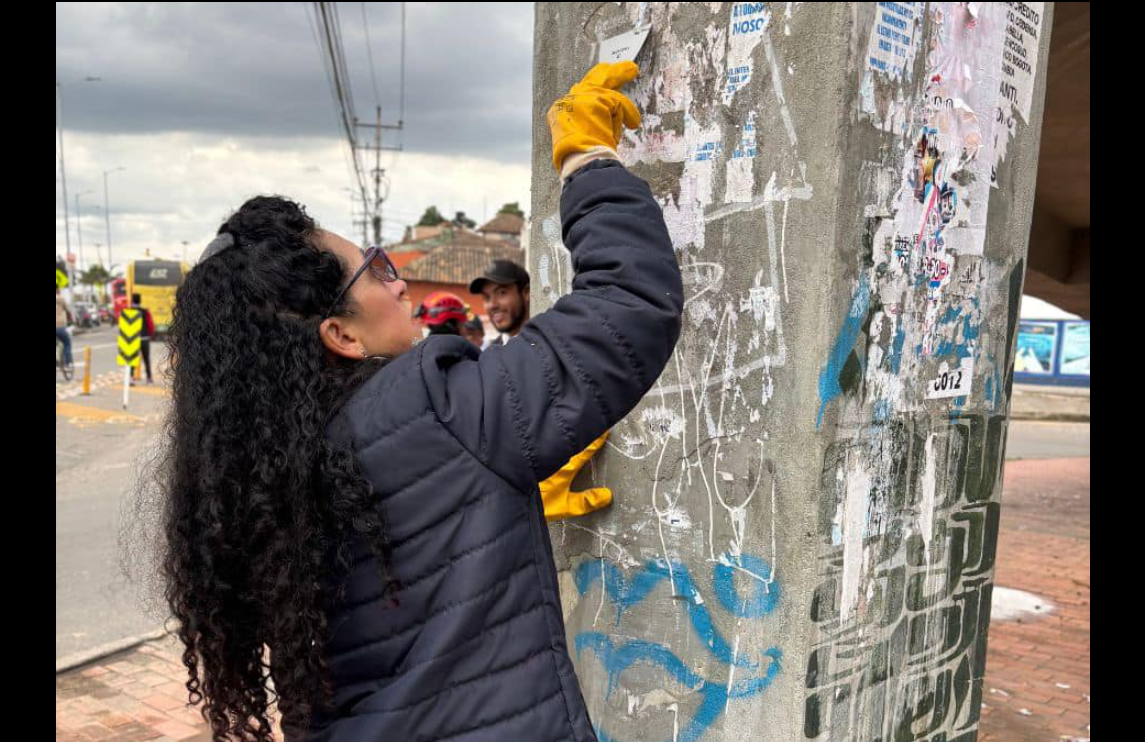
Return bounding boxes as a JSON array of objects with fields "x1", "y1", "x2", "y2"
[
  {"x1": 98, "y1": 306, "x2": 113, "y2": 324},
  {"x1": 73, "y1": 302, "x2": 99, "y2": 328}
]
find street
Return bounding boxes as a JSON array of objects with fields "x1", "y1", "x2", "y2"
[
  {"x1": 56, "y1": 327, "x2": 1091, "y2": 668},
  {"x1": 1005, "y1": 419, "x2": 1091, "y2": 460},
  {"x1": 56, "y1": 325, "x2": 171, "y2": 666}
]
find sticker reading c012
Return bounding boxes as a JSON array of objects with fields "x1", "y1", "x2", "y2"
[{"x1": 927, "y1": 358, "x2": 974, "y2": 400}]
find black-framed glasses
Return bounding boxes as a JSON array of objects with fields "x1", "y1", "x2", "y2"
[{"x1": 325, "y1": 245, "x2": 400, "y2": 318}]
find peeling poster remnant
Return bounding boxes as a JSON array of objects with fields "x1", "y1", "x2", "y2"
[{"x1": 807, "y1": 4, "x2": 1031, "y2": 741}]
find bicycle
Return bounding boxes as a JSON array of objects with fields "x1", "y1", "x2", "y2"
[{"x1": 57, "y1": 332, "x2": 75, "y2": 381}]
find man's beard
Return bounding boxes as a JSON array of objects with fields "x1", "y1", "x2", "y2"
[{"x1": 495, "y1": 306, "x2": 526, "y2": 335}]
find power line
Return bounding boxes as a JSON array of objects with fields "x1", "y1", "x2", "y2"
[
  {"x1": 399, "y1": 2, "x2": 406, "y2": 129},
  {"x1": 307, "y1": 2, "x2": 410, "y2": 246},
  {"x1": 392, "y1": 2, "x2": 406, "y2": 171},
  {"x1": 305, "y1": 4, "x2": 361, "y2": 205},
  {"x1": 316, "y1": 4, "x2": 356, "y2": 150},
  {"x1": 329, "y1": 3, "x2": 358, "y2": 127},
  {"x1": 361, "y1": 2, "x2": 381, "y2": 108},
  {"x1": 310, "y1": 2, "x2": 371, "y2": 244}
]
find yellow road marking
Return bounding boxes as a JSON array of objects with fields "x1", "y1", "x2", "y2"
[
  {"x1": 55, "y1": 401, "x2": 144, "y2": 423},
  {"x1": 127, "y1": 385, "x2": 170, "y2": 397}
]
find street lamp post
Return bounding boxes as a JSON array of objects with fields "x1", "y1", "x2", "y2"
[
  {"x1": 56, "y1": 76, "x2": 101, "y2": 286},
  {"x1": 103, "y1": 166, "x2": 126, "y2": 271},
  {"x1": 74, "y1": 189, "x2": 95, "y2": 300},
  {"x1": 91, "y1": 243, "x2": 106, "y2": 303}
]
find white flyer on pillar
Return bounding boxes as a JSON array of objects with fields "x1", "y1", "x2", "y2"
[
  {"x1": 598, "y1": 24, "x2": 652, "y2": 64},
  {"x1": 991, "y1": 2, "x2": 1044, "y2": 188},
  {"x1": 923, "y1": 2, "x2": 1007, "y2": 257},
  {"x1": 1000, "y1": 2, "x2": 1044, "y2": 123},
  {"x1": 865, "y1": 1, "x2": 921, "y2": 79}
]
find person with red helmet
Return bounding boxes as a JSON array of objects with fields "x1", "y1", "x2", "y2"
[{"x1": 414, "y1": 291, "x2": 470, "y2": 336}]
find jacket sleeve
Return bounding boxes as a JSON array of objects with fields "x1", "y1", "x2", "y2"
[{"x1": 421, "y1": 160, "x2": 683, "y2": 493}]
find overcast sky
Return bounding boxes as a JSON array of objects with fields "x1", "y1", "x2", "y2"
[{"x1": 56, "y1": 2, "x2": 534, "y2": 268}]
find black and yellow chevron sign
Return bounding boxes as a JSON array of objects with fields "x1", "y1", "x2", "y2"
[{"x1": 117, "y1": 308, "x2": 142, "y2": 367}]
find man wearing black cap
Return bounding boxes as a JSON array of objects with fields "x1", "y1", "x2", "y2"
[
  {"x1": 460, "y1": 316, "x2": 487, "y2": 350},
  {"x1": 469, "y1": 258, "x2": 530, "y2": 347}
]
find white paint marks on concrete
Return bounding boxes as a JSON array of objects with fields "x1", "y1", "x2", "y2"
[
  {"x1": 840, "y1": 459, "x2": 872, "y2": 618},
  {"x1": 780, "y1": 198, "x2": 790, "y2": 303},
  {"x1": 919, "y1": 433, "x2": 938, "y2": 553},
  {"x1": 725, "y1": 633, "x2": 741, "y2": 714},
  {"x1": 991, "y1": 586, "x2": 1054, "y2": 621}
]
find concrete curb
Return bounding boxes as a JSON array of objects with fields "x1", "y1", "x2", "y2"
[
  {"x1": 1010, "y1": 386, "x2": 1090, "y2": 423},
  {"x1": 55, "y1": 627, "x2": 170, "y2": 674},
  {"x1": 1009, "y1": 412, "x2": 1091, "y2": 423}
]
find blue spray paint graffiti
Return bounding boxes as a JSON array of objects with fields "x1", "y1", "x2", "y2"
[
  {"x1": 574, "y1": 557, "x2": 775, "y2": 668},
  {"x1": 817, "y1": 273, "x2": 871, "y2": 428},
  {"x1": 578, "y1": 634, "x2": 782, "y2": 742},
  {"x1": 573, "y1": 554, "x2": 782, "y2": 742},
  {"x1": 713, "y1": 553, "x2": 779, "y2": 619}
]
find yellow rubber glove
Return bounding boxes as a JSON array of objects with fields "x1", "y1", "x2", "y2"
[
  {"x1": 540, "y1": 431, "x2": 613, "y2": 522},
  {"x1": 546, "y1": 61, "x2": 642, "y2": 172}
]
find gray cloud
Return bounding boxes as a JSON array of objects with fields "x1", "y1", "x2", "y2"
[{"x1": 55, "y1": 2, "x2": 535, "y2": 162}]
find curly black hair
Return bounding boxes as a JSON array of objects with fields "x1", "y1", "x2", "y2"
[{"x1": 129, "y1": 196, "x2": 396, "y2": 740}]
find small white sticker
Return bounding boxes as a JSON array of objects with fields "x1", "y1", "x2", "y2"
[
  {"x1": 927, "y1": 358, "x2": 974, "y2": 399},
  {"x1": 598, "y1": 25, "x2": 652, "y2": 64}
]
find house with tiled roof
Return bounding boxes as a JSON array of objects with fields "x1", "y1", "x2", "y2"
[
  {"x1": 477, "y1": 212, "x2": 525, "y2": 246},
  {"x1": 387, "y1": 223, "x2": 482, "y2": 271},
  {"x1": 396, "y1": 231, "x2": 526, "y2": 320}
]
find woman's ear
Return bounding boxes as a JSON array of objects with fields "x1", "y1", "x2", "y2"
[{"x1": 319, "y1": 316, "x2": 365, "y2": 360}]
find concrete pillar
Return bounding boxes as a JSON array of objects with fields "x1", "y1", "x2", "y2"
[{"x1": 528, "y1": 4, "x2": 1053, "y2": 741}]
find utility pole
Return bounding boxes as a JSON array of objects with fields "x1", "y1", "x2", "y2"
[
  {"x1": 57, "y1": 83, "x2": 71, "y2": 272},
  {"x1": 57, "y1": 76, "x2": 102, "y2": 290},
  {"x1": 356, "y1": 106, "x2": 401, "y2": 246},
  {"x1": 74, "y1": 189, "x2": 95, "y2": 276},
  {"x1": 344, "y1": 187, "x2": 370, "y2": 248}
]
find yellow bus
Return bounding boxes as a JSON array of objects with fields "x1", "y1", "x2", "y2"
[{"x1": 127, "y1": 259, "x2": 189, "y2": 335}]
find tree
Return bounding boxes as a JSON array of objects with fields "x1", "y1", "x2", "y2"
[
  {"x1": 417, "y1": 206, "x2": 446, "y2": 227},
  {"x1": 80, "y1": 264, "x2": 113, "y2": 303},
  {"x1": 81, "y1": 264, "x2": 112, "y2": 287},
  {"x1": 453, "y1": 211, "x2": 476, "y2": 229},
  {"x1": 498, "y1": 202, "x2": 525, "y2": 219}
]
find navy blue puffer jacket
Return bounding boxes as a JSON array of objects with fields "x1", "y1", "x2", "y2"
[{"x1": 309, "y1": 160, "x2": 683, "y2": 742}]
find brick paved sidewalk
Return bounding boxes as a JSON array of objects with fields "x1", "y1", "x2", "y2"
[
  {"x1": 978, "y1": 457, "x2": 1090, "y2": 742},
  {"x1": 55, "y1": 635, "x2": 283, "y2": 742},
  {"x1": 57, "y1": 458, "x2": 1090, "y2": 742}
]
